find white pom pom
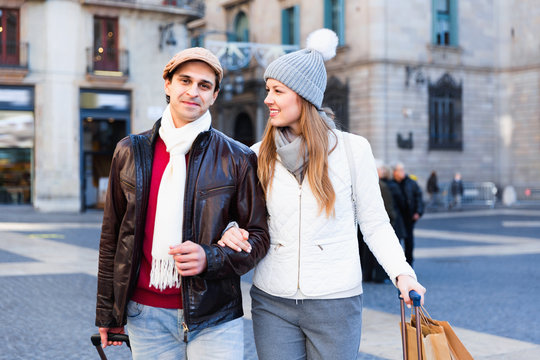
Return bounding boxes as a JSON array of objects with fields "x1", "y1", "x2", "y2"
[{"x1": 305, "y1": 28, "x2": 338, "y2": 61}]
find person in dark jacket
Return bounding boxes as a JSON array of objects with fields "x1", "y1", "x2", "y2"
[
  {"x1": 95, "y1": 47, "x2": 270, "y2": 359},
  {"x1": 360, "y1": 161, "x2": 398, "y2": 283},
  {"x1": 451, "y1": 172, "x2": 464, "y2": 209},
  {"x1": 384, "y1": 178, "x2": 408, "y2": 242},
  {"x1": 426, "y1": 170, "x2": 440, "y2": 210},
  {"x1": 391, "y1": 162, "x2": 424, "y2": 266}
]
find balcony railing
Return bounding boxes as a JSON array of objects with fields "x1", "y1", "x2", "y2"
[
  {"x1": 82, "y1": 0, "x2": 205, "y2": 18},
  {"x1": 86, "y1": 47, "x2": 129, "y2": 77},
  {"x1": 0, "y1": 42, "x2": 29, "y2": 69},
  {"x1": 161, "y1": 0, "x2": 205, "y2": 15}
]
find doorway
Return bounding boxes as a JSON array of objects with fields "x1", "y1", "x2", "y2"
[
  {"x1": 82, "y1": 117, "x2": 126, "y2": 208},
  {"x1": 233, "y1": 112, "x2": 254, "y2": 146},
  {"x1": 80, "y1": 89, "x2": 130, "y2": 209}
]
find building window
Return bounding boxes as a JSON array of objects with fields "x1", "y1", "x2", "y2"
[
  {"x1": 93, "y1": 16, "x2": 119, "y2": 71},
  {"x1": 0, "y1": 8, "x2": 20, "y2": 66},
  {"x1": 234, "y1": 11, "x2": 249, "y2": 42},
  {"x1": 428, "y1": 73, "x2": 462, "y2": 150},
  {"x1": 0, "y1": 86, "x2": 34, "y2": 205},
  {"x1": 191, "y1": 34, "x2": 204, "y2": 47},
  {"x1": 432, "y1": 0, "x2": 458, "y2": 46},
  {"x1": 281, "y1": 6, "x2": 299, "y2": 45},
  {"x1": 324, "y1": 0, "x2": 345, "y2": 46}
]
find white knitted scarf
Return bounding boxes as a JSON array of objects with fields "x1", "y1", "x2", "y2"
[{"x1": 150, "y1": 105, "x2": 211, "y2": 290}]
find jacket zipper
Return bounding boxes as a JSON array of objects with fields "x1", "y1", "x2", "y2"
[
  {"x1": 180, "y1": 132, "x2": 207, "y2": 344},
  {"x1": 181, "y1": 277, "x2": 188, "y2": 343},
  {"x1": 182, "y1": 319, "x2": 189, "y2": 343},
  {"x1": 119, "y1": 178, "x2": 135, "y2": 190},
  {"x1": 297, "y1": 184, "x2": 302, "y2": 290}
]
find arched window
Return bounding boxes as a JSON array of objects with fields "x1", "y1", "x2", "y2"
[
  {"x1": 323, "y1": 77, "x2": 349, "y2": 130},
  {"x1": 428, "y1": 73, "x2": 462, "y2": 150},
  {"x1": 234, "y1": 11, "x2": 249, "y2": 42}
]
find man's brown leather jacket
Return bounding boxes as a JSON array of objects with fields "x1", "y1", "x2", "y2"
[{"x1": 95, "y1": 120, "x2": 269, "y2": 332}]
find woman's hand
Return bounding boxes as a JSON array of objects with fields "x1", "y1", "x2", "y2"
[
  {"x1": 397, "y1": 274, "x2": 426, "y2": 308},
  {"x1": 218, "y1": 226, "x2": 251, "y2": 253}
]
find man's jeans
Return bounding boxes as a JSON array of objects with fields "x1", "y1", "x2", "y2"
[{"x1": 126, "y1": 301, "x2": 244, "y2": 360}]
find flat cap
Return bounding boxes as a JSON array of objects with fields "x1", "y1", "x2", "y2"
[{"x1": 162, "y1": 47, "x2": 223, "y2": 84}]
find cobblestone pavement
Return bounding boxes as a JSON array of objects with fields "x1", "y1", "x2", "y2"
[{"x1": 1, "y1": 205, "x2": 539, "y2": 359}]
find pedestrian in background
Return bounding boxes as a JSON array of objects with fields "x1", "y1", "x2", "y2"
[
  {"x1": 360, "y1": 160, "x2": 397, "y2": 283},
  {"x1": 391, "y1": 162, "x2": 424, "y2": 266},
  {"x1": 219, "y1": 29, "x2": 425, "y2": 360},
  {"x1": 95, "y1": 47, "x2": 269, "y2": 359},
  {"x1": 451, "y1": 172, "x2": 464, "y2": 210},
  {"x1": 426, "y1": 170, "x2": 440, "y2": 210}
]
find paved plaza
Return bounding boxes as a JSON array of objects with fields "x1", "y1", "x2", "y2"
[{"x1": 0, "y1": 204, "x2": 539, "y2": 359}]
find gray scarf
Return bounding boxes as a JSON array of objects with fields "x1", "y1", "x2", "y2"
[
  {"x1": 274, "y1": 111, "x2": 336, "y2": 184},
  {"x1": 275, "y1": 128, "x2": 306, "y2": 184}
]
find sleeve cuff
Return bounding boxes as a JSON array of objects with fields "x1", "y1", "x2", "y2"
[{"x1": 221, "y1": 221, "x2": 239, "y2": 238}]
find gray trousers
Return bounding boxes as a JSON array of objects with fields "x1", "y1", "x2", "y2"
[{"x1": 250, "y1": 285, "x2": 363, "y2": 360}]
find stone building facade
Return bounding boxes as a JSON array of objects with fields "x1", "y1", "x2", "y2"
[
  {"x1": 190, "y1": 0, "x2": 540, "y2": 199},
  {"x1": 0, "y1": 0, "x2": 204, "y2": 211},
  {"x1": 2, "y1": 0, "x2": 537, "y2": 211}
]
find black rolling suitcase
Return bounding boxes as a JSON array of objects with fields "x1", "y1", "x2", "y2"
[{"x1": 90, "y1": 333, "x2": 131, "y2": 360}]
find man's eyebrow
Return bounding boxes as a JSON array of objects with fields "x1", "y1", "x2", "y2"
[
  {"x1": 200, "y1": 79, "x2": 214, "y2": 86},
  {"x1": 177, "y1": 74, "x2": 214, "y2": 86}
]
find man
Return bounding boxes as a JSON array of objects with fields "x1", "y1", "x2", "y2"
[
  {"x1": 95, "y1": 47, "x2": 269, "y2": 359},
  {"x1": 360, "y1": 160, "x2": 398, "y2": 283},
  {"x1": 426, "y1": 170, "x2": 440, "y2": 210},
  {"x1": 391, "y1": 162, "x2": 424, "y2": 266},
  {"x1": 451, "y1": 172, "x2": 464, "y2": 209}
]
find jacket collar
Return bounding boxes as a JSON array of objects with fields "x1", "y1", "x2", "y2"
[
  {"x1": 149, "y1": 119, "x2": 161, "y2": 145},
  {"x1": 148, "y1": 118, "x2": 213, "y2": 149}
]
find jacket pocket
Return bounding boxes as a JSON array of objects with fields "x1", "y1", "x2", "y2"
[
  {"x1": 198, "y1": 185, "x2": 235, "y2": 199},
  {"x1": 314, "y1": 233, "x2": 351, "y2": 248},
  {"x1": 119, "y1": 176, "x2": 135, "y2": 190}
]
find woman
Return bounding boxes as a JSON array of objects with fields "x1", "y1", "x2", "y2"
[{"x1": 219, "y1": 29, "x2": 426, "y2": 360}]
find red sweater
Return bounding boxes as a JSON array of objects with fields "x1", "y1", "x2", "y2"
[{"x1": 131, "y1": 137, "x2": 183, "y2": 309}]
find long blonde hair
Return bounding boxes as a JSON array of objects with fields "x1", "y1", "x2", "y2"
[{"x1": 258, "y1": 99, "x2": 337, "y2": 216}]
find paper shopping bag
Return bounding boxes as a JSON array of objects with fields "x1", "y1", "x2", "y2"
[
  {"x1": 432, "y1": 320, "x2": 474, "y2": 360},
  {"x1": 401, "y1": 314, "x2": 453, "y2": 360}
]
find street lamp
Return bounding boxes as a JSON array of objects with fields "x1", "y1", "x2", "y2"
[
  {"x1": 405, "y1": 65, "x2": 426, "y2": 87},
  {"x1": 159, "y1": 23, "x2": 177, "y2": 51}
]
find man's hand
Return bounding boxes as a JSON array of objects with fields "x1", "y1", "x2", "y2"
[
  {"x1": 168, "y1": 241, "x2": 208, "y2": 276},
  {"x1": 218, "y1": 226, "x2": 251, "y2": 253},
  {"x1": 98, "y1": 326, "x2": 125, "y2": 349},
  {"x1": 412, "y1": 213, "x2": 420, "y2": 221},
  {"x1": 396, "y1": 274, "x2": 426, "y2": 308}
]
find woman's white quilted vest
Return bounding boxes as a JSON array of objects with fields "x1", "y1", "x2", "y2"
[{"x1": 252, "y1": 131, "x2": 362, "y2": 297}]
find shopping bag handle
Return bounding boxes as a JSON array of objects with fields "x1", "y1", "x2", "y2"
[{"x1": 397, "y1": 289, "x2": 422, "y2": 307}]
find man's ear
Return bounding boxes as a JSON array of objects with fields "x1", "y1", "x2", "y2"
[
  {"x1": 210, "y1": 89, "x2": 220, "y2": 105},
  {"x1": 164, "y1": 78, "x2": 171, "y2": 96}
]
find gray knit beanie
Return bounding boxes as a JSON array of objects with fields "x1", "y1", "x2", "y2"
[{"x1": 264, "y1": 29, "x2": 338, "y2": 109}]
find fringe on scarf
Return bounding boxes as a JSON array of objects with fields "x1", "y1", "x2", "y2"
[{"x1": 149, "y1": 257, "x2": 181, "y2": 290}]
